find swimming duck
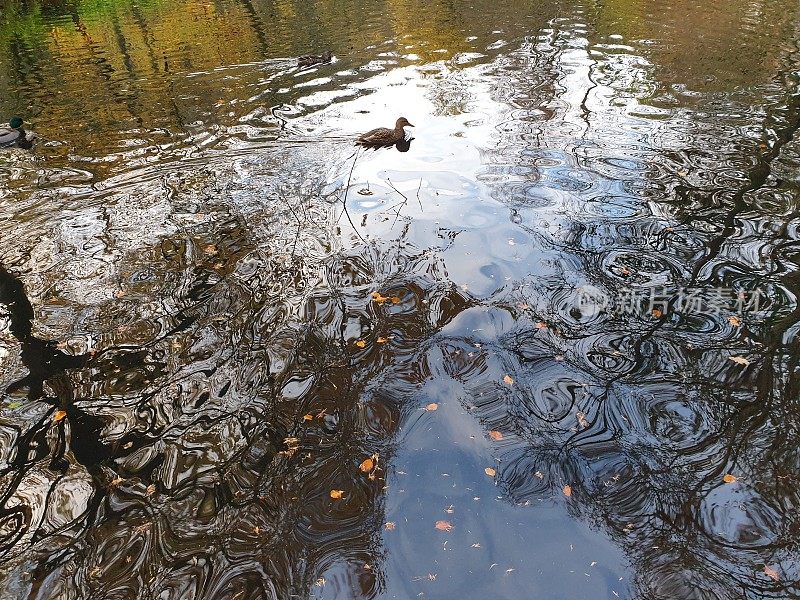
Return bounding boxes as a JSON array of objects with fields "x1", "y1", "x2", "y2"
[
  {"x1": 298, "y1": 50, "x2": 333, "y2": 67},
  {"x1": 0, "y1": 117, "x2": 32, "y2": 149},
  {"x1": 356, "y1": 117, "x2": 414, "y2": 149}
]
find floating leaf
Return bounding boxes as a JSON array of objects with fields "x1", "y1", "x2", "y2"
[
  {"x1": 535, "y1": 322, "x2": 547, "y2": 329},
  {"x1": 728, "y1": 316, "x2": 741, "y2": 326},
  {"x1": 764, "y1": 565, "x2": 780, "y2": 581},
  {"x1": 503, "y1": 375, "x2": 514, "y2": 385},
  {"x1": 377, "y1": 337, "x2": 388, "y2": 344},
  {"x1": 385, "y1": 522, "x2": 396, "y2": 530},
  {"x1": 563, "y1": 485, "x2": 572, "y2": 497},
  {"x1": 53, "y1": 410, "x2": 67, "y2": 422},
  {"x1": 485, "y1": 467, "x2": 496, "y2": 477},
  {"x1": 330, "y1": 490, "x2": 345, "y2": 499},
  {"x1": 534, "y1": 471, "x2": 544, "y2": 479},
  {"x1": 576, "y1": 411, "x2": 589, "y2": 429},
  {"x1": 390, "y1": 296, "x2": 401, "y2": 304},
  {"x1": 146, "y1": 484, "x2": 156, "y2": 496},
  {"x1": 651, "y1": 308, "x2": 663, "y2": 318},
  {"x1": 355, "y1": 340, "x2": 366, "y2": 348},
  {"x1": 723, "y1": 474, "x2": 737, "y2": 484},
  {"x1": 303, "y1": 414, "x2": 314, "y2": 421},
  {"x1": 359, "y1": 457, "x2": 375, "y2": 473},
  {"x1": 425, "y1": 403, "x2": 438, "y2": 412},
  {"x1": 488, "y1": 430, "x2": 503, "y2": 441},
  {"x1": 729, "y1": 356, "x2": 750, "y2": 366},
  {"x1": 435, "y1": 520, "x2": 453, "y2": 532}
]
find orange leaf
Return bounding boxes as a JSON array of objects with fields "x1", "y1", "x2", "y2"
[
  {"x1": 728, "y1": 316, "x2": 741, "y2": 326},
  {"x1": 390, "y1": 296, "x2": 401, "y2": 304},
  {"x1": 435, "y1": 520, "x2": 453, "y2": 532},
  {"x1": 723, "y1": 474, "x2": 737, "y2": 483},
  {"x1": 377, "y1": 337, "x2": 388, "y2": 343},
  {"x1": 503, "y1": 375, "x2": 514, "y2": 385},
  {"x1": 484, "y1": 467, "x2": 496, "y2": 477},
  {"x1": 385, "y1": 522, "x2": 396, "y2": 530},
  {"x1": 53, "y1": 410, "x2": 67, "y2": 422},
  {"x1": 359, "y1": 458, "x2": 375, "y2": 473},
  {"x1": 355, "y1": 340, "x2": 366, "y2": 348},
  {"x1": 563, "y1": 485, "x2": 572, "y2": 497},
  {"x1": 303, "y1": 414, "x2": 314, "y2": 421},
  {"x1": 764, "y1": 565, "x2": 780, "y2": 581},
  {"x1": 488, "y1": 430, "x2": 503, "y2": 441},
  {"x1": 330, "y1": 490, "x2": 345, "y2": 499},
  {"x1": 425, "y1": 403, "x2": 438, "y2": 411},
  {"x1": 652, "y1": 308, "x2": 663, "y2": 318}
]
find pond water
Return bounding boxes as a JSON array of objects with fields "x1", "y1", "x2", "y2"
[{"x1": 1, "y1": 0, "x2": 799, "y2": 598}]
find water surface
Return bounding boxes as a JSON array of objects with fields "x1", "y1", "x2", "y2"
[{"x1": 1, "y1": 0, "x2": 799, "y2": 598}]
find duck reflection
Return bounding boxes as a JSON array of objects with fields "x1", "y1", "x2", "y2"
[{"x1": 394, "y1": 137, "x2": 413, "y2": 152}]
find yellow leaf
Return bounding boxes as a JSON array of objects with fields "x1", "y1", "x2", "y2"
[
  {"x1": 303, "y1": 414, "x2": 314, "y2": 421},
  {"x1": 425, "y1": 403, "x2": 438, "y2": 412},
  {"x1": 435, "y1": 520, "x2": 453, "y2": 532},
  {"x1": 53, "y1": 410, "x2": 67, "y2": 422},
  {"x1": 764, "y1": 565, "x2": 780, "y2": 581},
  {"x1": 385, "y1": 522, "x2": 396, "y2": 530},
  {"x1": 728, "y1": 316, "x2": 741, "y2": 326},
  {"x1": 359, "y1": 457, "x2": 375, "y2": 473},
  {"x1": 563, "y1": 485, "x2": 572, "y2": 497},
  {"x1": 503, "y1": 375, "x2": 514, "y2": 385},
  {"x1": 488, "y1": 430, "x2": 503, "y2": 441},
  {"x1": 355, "y1": 340, "x2": 366, "y2": 348},
  {"x1": 330, "y1": 490, "x2": 345, "y2": 499},
  {"x1": 723, "y1": 474, "x2": 737, "y2": 483},
  {"x1": 484, "y1": 467, "x2": 496, "y2": 477}
]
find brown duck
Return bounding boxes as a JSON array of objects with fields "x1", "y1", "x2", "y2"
[
  {"x1": 298, "y1": 50, "x2": 333, "y2": 67},
  {"x1": 356, "y1": 117, "x2": 414, "y2": 148}
]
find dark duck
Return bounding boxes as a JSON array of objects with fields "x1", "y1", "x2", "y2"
[
  {"x1": 298, "y1": 50, "x2": 333, "y2": 67},
  {"x1": 0, "y1": 117, "x2": 32, "y2": 149},
  {"x1": 356, "y1": 117, "x2": 414, "y2": 149}
]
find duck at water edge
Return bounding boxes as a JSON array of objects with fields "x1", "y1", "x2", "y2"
[
  {"x1": 0, "y1": 117, "x2": 33, "y2": 149},
  {"x1": 356, "y1": 117, "x2": 414, "y2": 149}
]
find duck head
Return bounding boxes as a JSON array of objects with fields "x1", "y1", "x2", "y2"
[
  {"x1": 9, "y1": 117, "x2": 23, "y2": 129},
  {"x1": 395, "y1": 117, "x2": 414, "y2": 129}
]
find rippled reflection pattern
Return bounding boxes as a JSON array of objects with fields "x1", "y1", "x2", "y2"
[{"x1": 1, "y1": 0, "x2": 800, "y2": 598}]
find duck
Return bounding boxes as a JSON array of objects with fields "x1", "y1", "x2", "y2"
[
  {"x1": 0, "y1": 117, "x2": 32, "y2": 149},
  {"x1": 356, "y1": 117, "x2": 414, "y2": 149},
  {"x1": 298, "y1": 50, "x2": 333, "y2": 67}
]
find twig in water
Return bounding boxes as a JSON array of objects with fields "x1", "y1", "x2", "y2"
[{"x1": 340, "y1": 147, "x2": 366, "y2": 243}]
